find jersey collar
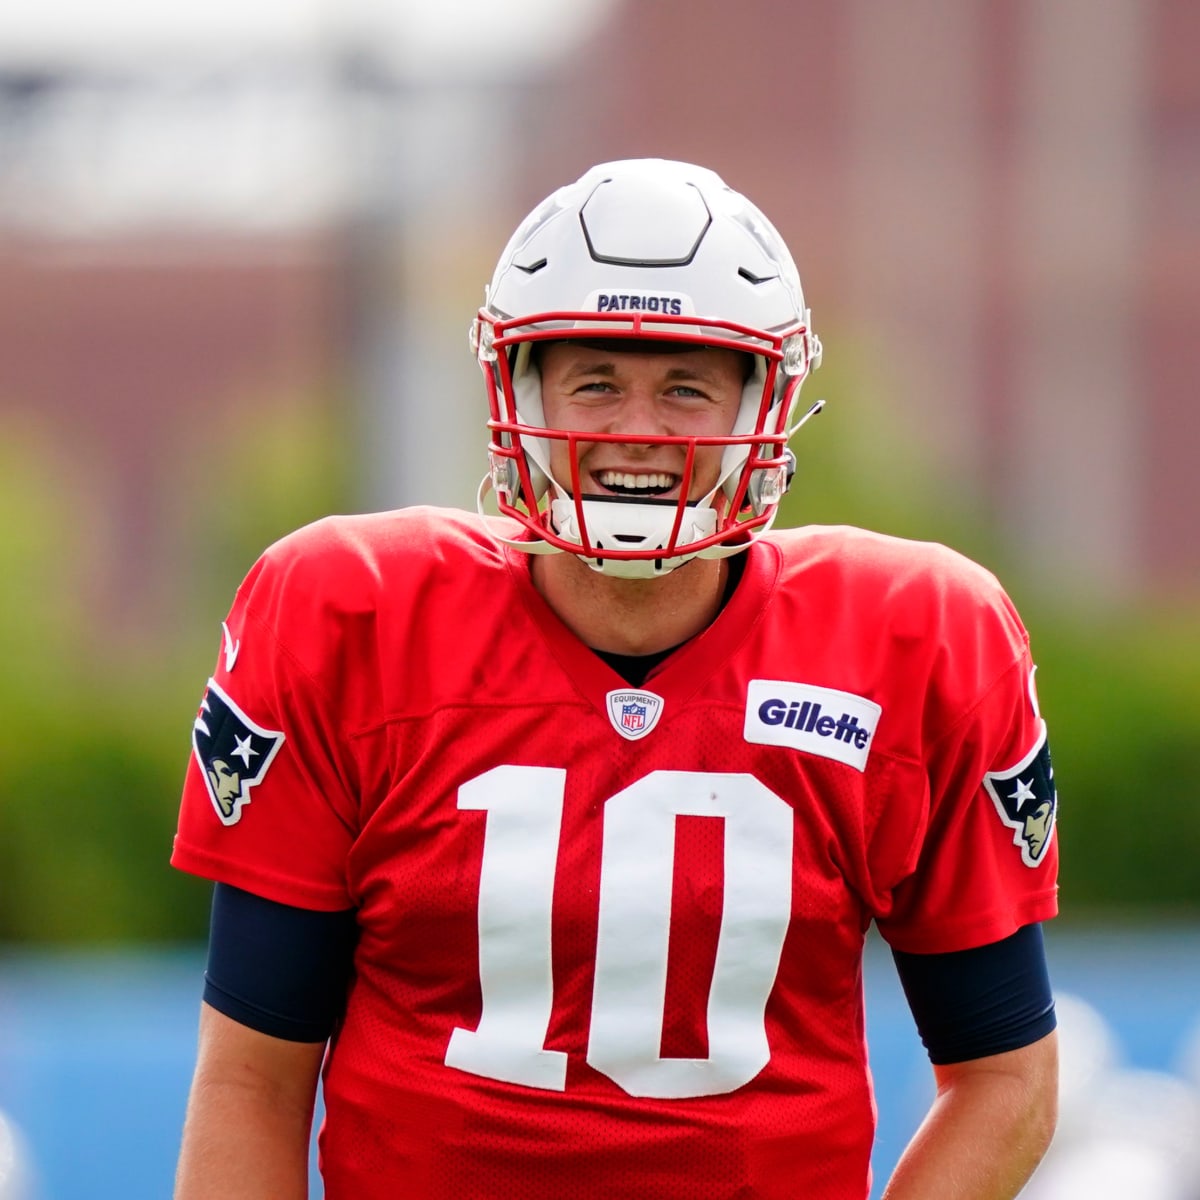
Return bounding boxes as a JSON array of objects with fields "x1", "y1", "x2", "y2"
[{"x1": 503, "y1": 540, "x2": 781, "y2": 721}]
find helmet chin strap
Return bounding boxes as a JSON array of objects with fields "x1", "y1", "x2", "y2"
[
  {"x1": 480, "y1": 472, "x2": 772, "y2": 576},
  {"x1": 548, "y1": 495, "x2": 719, "y2": 578}
]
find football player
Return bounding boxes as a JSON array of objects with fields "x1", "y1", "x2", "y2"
[{"x1": 172, "y1": 159, "x2": 1059, "y2": 1200}]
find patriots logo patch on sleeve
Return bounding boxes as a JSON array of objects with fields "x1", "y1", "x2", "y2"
[
  {"x1": 192, "y1": 679, "x2": 285, "y2": 827},
  {"x1": 983, "y1": 724, "x2": 1057, "y2": 867}
]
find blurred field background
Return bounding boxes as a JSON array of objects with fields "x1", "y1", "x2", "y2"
[{"x1": 0, "y1": 1, "x2": 1197, "y2": 1197}]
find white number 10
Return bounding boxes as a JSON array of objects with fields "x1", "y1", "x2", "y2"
[{"x1": 444, "y1": 767, "x2": 793, "y2": 1100}]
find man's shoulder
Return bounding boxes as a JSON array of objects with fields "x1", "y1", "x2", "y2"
[
  {"x1": 226, "y1": 508, "x2": 528, "y2": 684},
  {"x1": 261, "y1": 506, "x2": 513, "y2": 581},
  {"x1": 767, "y1": 524, "x2": 1008, "y2": 607},
  {"x1": 755, "y1": 526, "x2": 1033, "y2": 748},
  {"x1": 235, "y1": 507, "x2": 520, "y2": 630},
  {"x1": 762, "y1": 524, "x2": 1027, "y2": 659}
]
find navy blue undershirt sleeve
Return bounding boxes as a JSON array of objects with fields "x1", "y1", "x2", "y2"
[
  {"x1": 203, "y1": 883, "x2": 358, "y2": 1043},
  {"x1": 891, "y1": 922, "x2": 1057, "y2": 1065}
]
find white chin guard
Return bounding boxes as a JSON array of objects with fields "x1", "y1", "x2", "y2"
[{"x1": 549, "y1": 496, "x2": 719, "y2": 579}]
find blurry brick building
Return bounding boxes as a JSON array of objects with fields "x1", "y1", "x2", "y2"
[{"x1": 0, "y1": 234, "x2": 345, "y2": 629}]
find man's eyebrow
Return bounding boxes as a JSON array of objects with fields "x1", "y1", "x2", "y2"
[
  {"x1": 662, "y1": 365, "x2": 716, "y2": 382},
  {"x1": 560, "y1": 360, "x2": 720, "y2": 382},
  {"x1": 562, "y1": 360, "x2": 619, "y2": 379}
]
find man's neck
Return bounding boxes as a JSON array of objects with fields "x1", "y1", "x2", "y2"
[{"x1": 530, "y1": 553, "x2": 730, "y2": 655}]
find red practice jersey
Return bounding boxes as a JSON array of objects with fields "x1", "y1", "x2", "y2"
[{"x1": 172, "y1": 507, "x2": 1059, "y2": 1200}]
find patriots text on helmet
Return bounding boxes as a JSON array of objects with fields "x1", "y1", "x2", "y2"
[{"x1": 594, "y1": 294, "x2": 684, "y2": 315}]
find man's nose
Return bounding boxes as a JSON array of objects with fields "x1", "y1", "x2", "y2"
[{"x1": 607, "y1": 388, "x2": 670, "y2": 438}]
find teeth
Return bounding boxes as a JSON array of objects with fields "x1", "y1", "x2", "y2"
[{"x1": 597, "y1": 470, "x2": 677, "y2": 491}]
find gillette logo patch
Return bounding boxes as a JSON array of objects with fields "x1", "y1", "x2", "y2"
[{"x1": 744, "y1": 680, "x2": 882, "y2": 772}]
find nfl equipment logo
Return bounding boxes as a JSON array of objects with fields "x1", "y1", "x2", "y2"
[
  {"x1": 605, "y1": 689, "x2": 665, "y2": 741},
  {"x1": 621, "y1": 703, "x2": 647, "y2": 732}
]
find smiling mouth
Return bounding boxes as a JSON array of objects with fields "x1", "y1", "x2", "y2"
[{"x1": 593, "y1": 469, "x2": 680, "y2": 497}]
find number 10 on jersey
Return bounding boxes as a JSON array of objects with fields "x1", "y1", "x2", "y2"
[{"x1": 444, "y1": 766, "x2": 794, "y2": 1100}]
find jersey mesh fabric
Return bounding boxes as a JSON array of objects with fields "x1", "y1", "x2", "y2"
[{"x1": 172, "y1": 507, "x2": 1058, "y2": 1200}]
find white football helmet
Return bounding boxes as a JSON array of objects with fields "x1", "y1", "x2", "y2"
[{"x1": 472, "y1": 158, "x2": 822, "y2": 578}]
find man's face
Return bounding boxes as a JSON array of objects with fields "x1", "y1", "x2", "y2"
[{"x1": 537, "y1": 342, "x2": 748, "y2": 504}]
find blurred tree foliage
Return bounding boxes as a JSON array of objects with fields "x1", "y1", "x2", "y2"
[
  {"x1": 0, "y1": 356, "x2": 1195, "y2": 944},
  {"x1": 0, "y1": 395, "x2": 349, "y2": 943}
]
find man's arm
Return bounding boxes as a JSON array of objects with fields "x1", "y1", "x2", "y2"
[
  {"x1": 175, "y1": 1002, "x2": 326, "y2": 1200},
  {"x1": 881, "y1": 1030, "x2": 1058, "y2": 1200}
]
